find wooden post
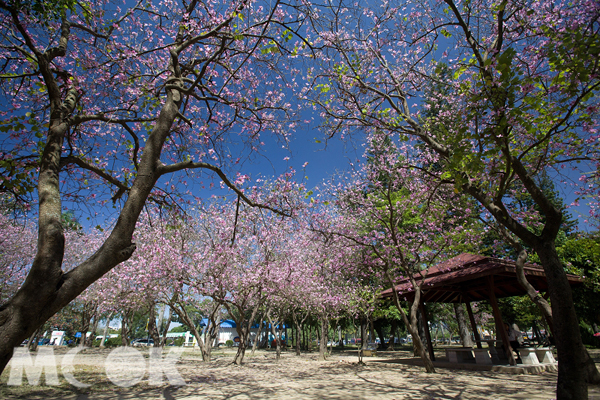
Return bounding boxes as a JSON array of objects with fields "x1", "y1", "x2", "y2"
[
  {"x1": 464, "y1": 300, "x2": 482, "y2": 349},
  {"x1": 487, "y1": 276, "x2": 516, "y2": 365},
  {"x1": 418, "y1": 301, "x2": 435, "y2": 361}
]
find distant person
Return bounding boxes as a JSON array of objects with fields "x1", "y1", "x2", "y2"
[
  {"x1": 499, "y1": 322, "x2": 523, "y2": 362},
  {"x1": 509, "y1": 323, "x2": 524, "y2": 347}
]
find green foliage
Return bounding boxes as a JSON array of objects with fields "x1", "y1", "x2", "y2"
[
  {"x1": 130, "y1": 310, "x2": 151, "y2": 339},
  {"x1": 225, "y1": 339, "x2": 233, "y2": 347},
  {"x1": 372, "y1": 302, "x2": 403, "y2": 321},
  {"x1": 559, "y1": 234, "x2": 600, "y2": 287},
  {"x1": 544, "y1": 24, "x2": 600, "y2": 95},
  {"x1": 169, "y1": 325, "x2": 189, "y2": 333},
  {"x1": 260, "y1": 40, "x2": 280, "y2": 54},
  {"x1": 172, "y1": 305, "x2": 204, "y2": 330},
  {"x1": 62, "y1": 210, "x2": 82, "y2": 232},
  {"x1": 498, "y1": 296, "x2": 542, "y2": 331},
  {"x1": 558, "y1": 233, "x2": 600, "y2": 339},
  {"x1": 103, "y1": 336, "x2": 122, "y2": 348},
  {"x1": 7, "y1": 0, "x2": 78, "y2": 23}
]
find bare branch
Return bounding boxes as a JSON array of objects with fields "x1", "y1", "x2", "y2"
[{"x1": 157, "y1": 160, "x2": 291, "y2": 217}]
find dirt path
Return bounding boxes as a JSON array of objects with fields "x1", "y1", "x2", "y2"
[{"x1": 2, "y1": 347, "x2": 599, "y2": 399}]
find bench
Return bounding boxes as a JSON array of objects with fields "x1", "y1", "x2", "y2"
[
  {"x1": 519, "y1": 348, "x2": 540, "y2": 365},
  {"x1": 472, "y1": 348, "x2": 493, "y2": 365},
  {"x1": 535, "y1": 347, "x2": 555, "y2": 363},
  {"x1": 445, "y1": 347, "x2": 475, "y2": 363},
  {"x1": 474, "y1": 340, "x2": 503, "y2": 364}
]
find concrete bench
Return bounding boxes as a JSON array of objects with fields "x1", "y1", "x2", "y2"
[
  {"x1": 473, "y1": 348, "x2": 493, "y2": 365},
  {"x1": 535, "y1": 347, "x2": 555, "y2": 363},
  {"x1": 446, "y1": 348, "x2": 475, "y2": 363},
  {"x1": 519, "y1": 348, "x2": 540, "y2": 365},
  {"x1": 485, "y1": 343, "x2": 502, "y2": 364}
]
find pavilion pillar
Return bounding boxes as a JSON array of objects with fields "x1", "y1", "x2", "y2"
[
  {"x1": 487, "y1": 276, "x2": 516, "y2": 365},
  {"x1": 418, "y1": 301, "x2": 435, "y2": 361},
  {"x1": 464, "y1": 300, "x2": 482, "y2": 349}
]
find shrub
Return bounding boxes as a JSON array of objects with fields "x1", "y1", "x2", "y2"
[{"x1": 103, "y1": 336, "x2": 122, "y2": 348}]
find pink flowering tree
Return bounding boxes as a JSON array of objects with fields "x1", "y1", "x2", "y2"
[
  {"x1": 152, "y1": 175, "x2": 305, "y2": 364},
  {"x1": 0, "y1": 0, "x2": 306, "y2": 371},
  {"x1": 265, "y1": 219, "x2": 363, "y2": 361},
  {"x1": 304, "y1": 0, "x2": 599, "y2": 395},
  {"x1": 0, "y1": 214, "x2": 36, "y2": 305},
  {"x1": 160, "y1": 208, "x2": 229, "y2": 361},
  {"x1": 190, "y1": 200, "x2": 276, "y2": 365},
  {"x1": 312, "y1": 133, "x2": 479, "y2": 372}
]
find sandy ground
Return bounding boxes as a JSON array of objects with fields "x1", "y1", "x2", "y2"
[{"x1": 1, "y1": 346, "x2": 599, "y2": 399}]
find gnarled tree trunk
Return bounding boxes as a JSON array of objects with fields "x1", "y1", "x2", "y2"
[
  {"x1": 85, "y1": 308, "x2": 100, "y2": 347},
  {"x1": 385, "y1": 270, "x2": 435, "y2": 373},
  {"x1": 229, "y1": 302, "x2": 260, "y2": 366},
  {"x1": 454, "y1": 303, "x2": 473, "y2": 347},
  {"x1": 514, "y1": 246, "x2": 600, "y2": 387}
]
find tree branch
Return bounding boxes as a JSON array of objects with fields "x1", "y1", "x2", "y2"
[{"x1": 157, "y1": 160, "x2": 291, "y2": 217}]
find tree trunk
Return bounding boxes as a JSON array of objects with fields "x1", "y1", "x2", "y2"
[
  {"x1": 85, "y1": 309, "x2": 100, "y2": 347},
  {"x1": 388, "y1": 320, "x2": 397, "y2": 351},
  {"x1": 252, "y1": 311, "x2": 267, "y2": 356},
  {"x1": 357, "y1": 322, "x2": 364, "y2": 365},
  {"x1": 292, "y1": 311, "x2": 302, "y2": 356},
  {"x1": 79, "y1": 305, "x2": 93, "y2": 348},
  {"x1": 27, "y1": 326, "x2": 43, "y2": 351},
  {"x1": 156, "y1": 303, "x2": 166, "y2": 336},
  {"x1": 204, "y1": 303, "x2": 221, "y2": 359},
  {"x1": 512, "y1": 248, "x2": 554, "y2": 330},
  {"x1": 360, "y1": 318, "x2": 367, "y2": 350},
  {"x1": 535, "y1": 241, "x2": 599, "y2": 396},
  {"x1": 0, "y1": 12, "x2": 185, "y2": 372},
  {"x1": 415, "y1": 310, "x2": 427, "y2": 356},
  {"x1": 233, "y1": 327, "x2": 249, "y2": 365},
  {"x1": 384, "y1": 270, "x2": 435, "y2": 373},
  {"x1": 454, "y1": 303, "x2": 473, "y2": 347},
  {"x1": 319, "y1": 315, "x2": 328, "y2": 361},
  {"x1": 375, "y1": 322, "x2": 386, "y2": 350},
  {"x1": 147, "y1": 303, "x2": 161, "y2": 347},
  {"x1": 230, "y1": 302, "x2": 260, "y2": 366},
  {"x1": 120, "y1": 310, "x2": 133, "y2": 347},
  {"x1": 277, "y1": 323, "x2": 283, "y2": 357},
  {"x1": 305, "y1": 323, "x2": 309, "y2": 351},
  {"x1": 99, "y1": 311, "x2": 114, "y2": 348},
  {"x1": 295, "y1": 322, "x2": 302, "y2": 355},
  {"x1": 511, "y1": 244, "x2": 600, "y2": 386},
  {"x1": 160, "y1": 308, "x2": 172, "y2": 347},
  {"x1": 171, "y1": 301, "x2": 212, "y2": 362},
  {"x1": 232, "y1": 318, "x2": 253, "y2": 366},
  {"x1": 267, "y1": 312, "x2": 282, "y2": 361}
]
